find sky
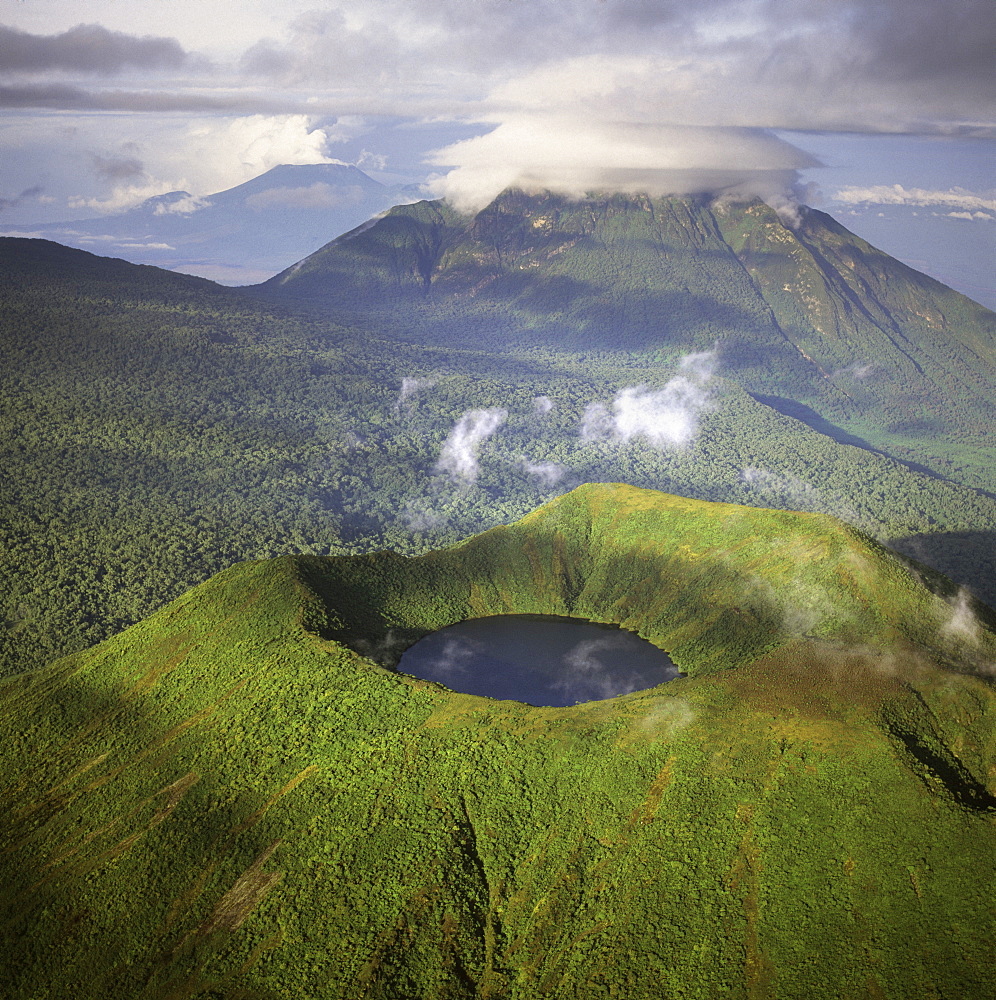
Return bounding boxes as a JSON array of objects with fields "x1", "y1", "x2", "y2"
[{"x1": 0, "y1": 0, "x2": 993, "y2": 302}]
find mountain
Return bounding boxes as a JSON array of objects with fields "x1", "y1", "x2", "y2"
[
  {"x1": 3, "y1": 231, "x2": 996, "y2": 679},
  {"x1": 257, "y1": 191, "x2": 996, "y2": 498},
  {"x1": 0, "y1": 163, "x2": 412, "y2": 285},
  {"x1": 1, "y1": 484, "x2": 994, "y2": 999}
]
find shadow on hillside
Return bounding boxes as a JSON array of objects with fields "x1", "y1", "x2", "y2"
[
  {"x1": 888, "y1": 530, "x2": 996, "y2": 620},
  {"x1": 0, "y1": 663, "x2": 282, "y2": 998},
  {"x1": 750, "y1": 395, "x2": 996, "y2": 499},
  {"x1": 750, "y1": 394, "x2": 879, "y2": 450}
]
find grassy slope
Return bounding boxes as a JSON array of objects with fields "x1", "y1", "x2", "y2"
[{"x1": 2, "y1": 485, "x2": 995, "y2": 999}]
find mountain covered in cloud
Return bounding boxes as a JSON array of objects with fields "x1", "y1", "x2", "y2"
[{"x1": 0, "y1": 163, "x2": 413, "y2": 284}]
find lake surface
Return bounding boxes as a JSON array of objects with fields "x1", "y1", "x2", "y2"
[{"x1": 397, "y1": 614, "x2": 680, "y2": 707}]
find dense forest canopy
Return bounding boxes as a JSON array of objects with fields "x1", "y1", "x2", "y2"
[{"x1": 1, "y1": 190, "x2": 995, "y2": 675}]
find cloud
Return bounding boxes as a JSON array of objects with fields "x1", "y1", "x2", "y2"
[
  {"x1": 831, "y1": 360, "x2": 877, "y2": 381},
  {"x1": 520, "y1": 459, "x2": 566, "y2": 487},
  {"x1": 640, "y1": 698, "x2": 696, "y2": 737},
  {"x1": 69, "y1": 179, "x2": 180, "y2": 213},
  {"x1": 245, "y1": 181, "x2": 365, "y2": 212},
  {"x1": 394, "y1": 376, "x2": 436, "y2": 414},
  {"x1": 741, "y1": 467, "x2": 862, "y2": 527},
  {"x1": 402, "y1": 504, "x2": 448, "y2": 533},
  {"x1": 947, "y1": 211, "x2": 993, "y2": 221},
  {"x1": 533, "y1": 395, "x2": 554, "y2": 415},
  {"x1": 833, "y1": 184, "x2": 996, "y2": 213},
  {"x1": 941, "y1": 589, "x2": 982, "y2": 647},
  {"x1": 59, "y1": 113, "x2": 345, "y2": 214},
  {"x1": 91, "y1": 154, "x2": 144, "y2": 180},
  {"x1": 429, "y1": 118, "x2": 814, "y2": 213},
  {"x1": 2, "y1": 0, "x2": 993, "y2": 228},
  {"x1": 0, "y1": 23, "x2": 191, "y2": 76},
  {"x1": 352, "y1": 628, "x2": 410, "y2": 668},
  {"x1": 0, "y1": 82, "x2": 297, "y2": 113},
  {"x1": 0, "y1": 185, "x2": 45, "y2": 213},
  {"x1": 435, "y1": 408, "x2": 507, "y2": 485},
  {"x1": 154, "y1": 195, "x2": 212, "y2": 215},
  {"x1": 114, "y1": 241, "x2": 175, "y2": 249},
  {"x1": 581, "y1": 350, "x2": 717, "y2": 449}
]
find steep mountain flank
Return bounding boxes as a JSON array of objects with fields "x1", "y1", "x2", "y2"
[{"x1": 258, "y1": 191, "x2": 996, "y2": 494}]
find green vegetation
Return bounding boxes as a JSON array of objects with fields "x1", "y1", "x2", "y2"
[
  {"x1": 1, "y1": 485, "x2": 994, "y2": 999},
  {"x1": 264, "y1": 192, "x2": 996, "y2": 494},
  {"x1": 3, "y1": 213, "x2": 996, "y2": 676}
]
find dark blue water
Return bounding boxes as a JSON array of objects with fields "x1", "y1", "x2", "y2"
[{"x1": 397, "y1": 615, "x2": 679, "y2": 707}]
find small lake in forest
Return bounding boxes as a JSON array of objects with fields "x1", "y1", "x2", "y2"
[{"x1": 397, "y1": 614, "x2": 680, "y2": 707}]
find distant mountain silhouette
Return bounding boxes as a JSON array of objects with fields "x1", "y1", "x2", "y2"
[{"x1": 0, "y1": 163, "x2": 415, "y2": 284}]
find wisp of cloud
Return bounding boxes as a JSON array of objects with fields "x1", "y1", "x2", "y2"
[{"x1": 435, "y1": 407, "x2": 508, "y2": 485}]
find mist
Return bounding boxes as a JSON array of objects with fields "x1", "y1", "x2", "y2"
[
  {"x1": 435, "y1": 407, "x2": 508, "y2": 485},
  {"x1": 581, "y1": 350, "x2": 717, "y2": 448}
]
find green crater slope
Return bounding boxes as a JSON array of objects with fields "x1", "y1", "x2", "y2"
[{"x1": 2, "y1": 485, "x2": 995, "y2": 999}]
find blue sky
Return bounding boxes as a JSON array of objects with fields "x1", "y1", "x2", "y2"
[{"x1": 0, "y1": 1, "x2": 992, "y2": 304}]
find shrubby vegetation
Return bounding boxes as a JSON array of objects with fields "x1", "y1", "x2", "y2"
[
  {"x1": 2, "y1": 224, "x2": 996, "y2": 675},
  {"x1": 1, "y1": 485, "x2": 993, "y2": 998}
]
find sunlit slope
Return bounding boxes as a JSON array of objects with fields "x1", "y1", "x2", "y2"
[
  {"x1": 259, "y1": 191, "x2": 996, "y2": 493},
  {"x1": 2, "y1": 485, "x2": 995, "y2": 1000}
]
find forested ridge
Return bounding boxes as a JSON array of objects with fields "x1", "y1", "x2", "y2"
[
  {"x1": 263, "y1": 192, "x2": 996, "y2": 494},
  {"x1": 2, "y1": 198, "x2": 995, "y2": 675}
]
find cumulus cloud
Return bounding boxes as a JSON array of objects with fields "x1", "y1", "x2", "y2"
[
  {"x1": 533, "y1": 395, "x2": 554, "y2": 415},
  {"x1": 581, "y1": 350, "x2": 717, "y2": 449},
  {"x1": 435, "y1": 408, "x2": 507, "y2": 485},
  {"x1": 61, "y1": 113, "x2": 346, "y2": 214},
  {"x1": 834, "y1": 184, "x2": 996, "y2": 213},
  {"x1": 191, "y1": 114, "x2": 342, "y2": 179}
]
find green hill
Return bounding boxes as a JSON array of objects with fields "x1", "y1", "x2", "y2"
[{"x1": 2, "y1": 485, "x2": 994, "y2": 999}]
